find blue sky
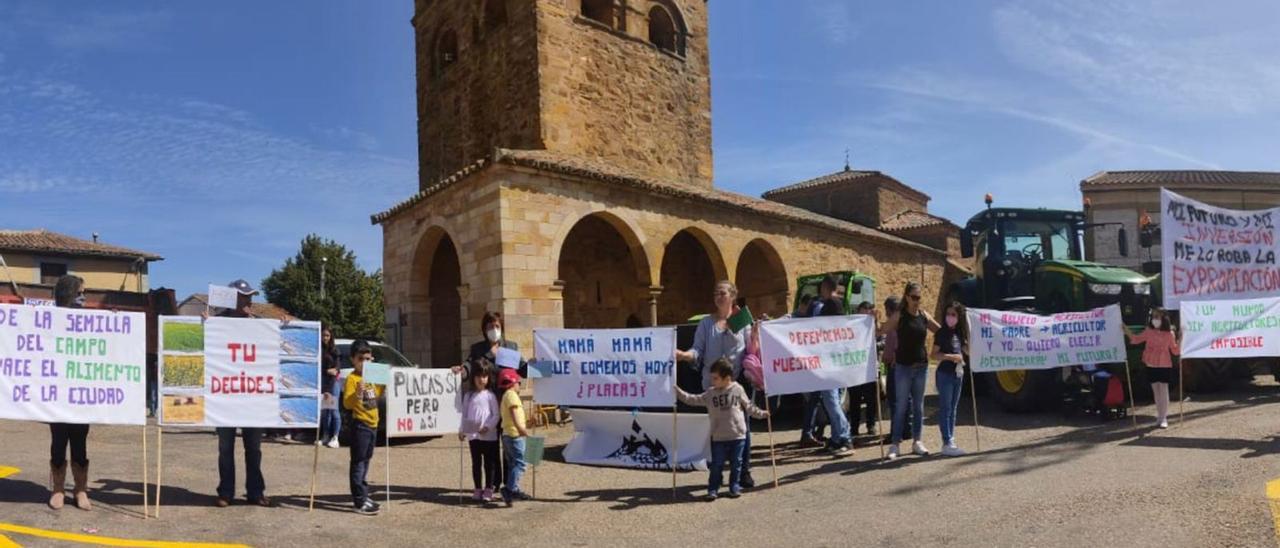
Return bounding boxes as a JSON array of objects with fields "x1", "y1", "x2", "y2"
[{"x1": 3, "y1": 1, "x2": 1279, "y2": 299}]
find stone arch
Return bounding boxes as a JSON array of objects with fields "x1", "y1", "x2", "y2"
[
  {"x1": 735, "y1": 238, "x2": 790, "y2": 320},
  {"x1": 557, "y1": 212, "x2": 653, "y2": 329},
  {"x1": 432, "y1": 28, "x2": 458, "y2": 77},
  {"x1": 647, "y1": 2, "x2": 686, "y2": 55},
  {"x1": 658, "y1": 227, "x2": 728, "y2": 325},
  {"x1": 409, "y1": 226, "x2": 463, "y2": 368},
  {"x1": 581, "y1": 0, "x2": 617, "y2": 28}
]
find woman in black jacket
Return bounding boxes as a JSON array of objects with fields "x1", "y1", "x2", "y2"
[{"x1": 319, "y1": 326, "x2": 341, "y2": 448}]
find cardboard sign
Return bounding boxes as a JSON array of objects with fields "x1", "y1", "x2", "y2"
[
  {"x1": 967, "y1": 305, "x2": 1126, "y2": 371},
  {"x1": 525, "y1": 435, "x2": 546, "y2": 466},
  {"x1": 207, "y1": 284, "x2": 240, "y2": 310},
  {"x1": 362, "y1": 362, "x2": 392, "y2": 385},
  {"x1": 1180, "y1": 297, "x2": 1280, "y2": 358},
  {"x1": 0, "y1": 304, "x2": 147, "y2": 425},
  {"x1": 757, "y1": 314, "x2": 877, "y2": 396},
  {"x1": 532, "y1": 327, "x2": 676, "y2": 407},
  {"x1": 495, "y1": 347, "x2": 522, "y2": 369},
  {"x1": 1161, "y1": 189, "x2": 1280, "y2": 308},
  {"x1": 386, "y1": 367, "x2": 463, "y2": 437}
]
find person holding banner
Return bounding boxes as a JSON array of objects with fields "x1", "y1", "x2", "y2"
[
  {"x1": 462, "y1": 312, "x2": 527, "y2": 380},
  {"x1": 206, "y1": 279, "x2": 272, "y2": 508},
  {"x1": 675, "y1": 281, "x2": 761, "y2": 485},
  {"x1": 675, "y1": 358, "x2": 769, "y2": 501},
  {"x1": 931, "y1": 302, "x2": 969, "y2": 457},
  {"x1": 848, "y1": 301, "x2": 880, "y2": 438},
  {"x1": 1123, "y1": 308, "x2": 1181, "y2": 429},
  {"x1": 498, "y1": 368, "x2": 531, "y2": 506},
  {"x1": 342, "y1": 340, "x2": 383, "y2": 515},
  {"x1": 884, "y1": 282, "x2": 941, "y2": 460},
  {"x1": 46, "y1": 275, "x2": 94, "y2": 511}
]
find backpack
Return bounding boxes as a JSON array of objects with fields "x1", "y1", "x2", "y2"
[{"x1": 1101, "y1": 376, "x2": 1125, "y2": 408}]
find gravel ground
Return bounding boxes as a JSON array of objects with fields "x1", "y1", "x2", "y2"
[{"x1": 2, "y1": 377, "x2": 1279, "y2": 547}]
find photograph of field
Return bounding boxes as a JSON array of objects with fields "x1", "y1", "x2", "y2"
[
  {"x1": 279, "y1": 359, "x2": 319, "y2": 392},
  {"x1": 161, "y1": 394, "x2": 205, "y2": 424},
  {"x1": 163, "y1": 354, "x2": 205, "y2": 388},
  {"x1": 162, "y1": 320, "x2": 204, "y2": 352},
  {"x1": 280, "y1": 324, "x2": 319, "y2": 358},
  {"x1": 279, "y1": 394, "x2": 318, "y2": 425}
]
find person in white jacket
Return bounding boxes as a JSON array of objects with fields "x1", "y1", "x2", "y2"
[{"x1": 459, "y1": 360, "x2": 501, "y2": 502}]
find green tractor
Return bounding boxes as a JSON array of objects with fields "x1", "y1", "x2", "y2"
[
  {"x1": 793, "y1": 271, "x2": 876, "y2": 315},
  {"x1": 950, "y1": 196, "x2": 1153, "y2": 411}
]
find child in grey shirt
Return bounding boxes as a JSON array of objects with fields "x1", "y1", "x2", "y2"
[{"x1": 677, "y1": 357, "x2": 769, "y2": 500}]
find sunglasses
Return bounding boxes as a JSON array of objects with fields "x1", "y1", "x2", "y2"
[{"x1": 908, "y1": 294, "x2": 922, "y2": 301}]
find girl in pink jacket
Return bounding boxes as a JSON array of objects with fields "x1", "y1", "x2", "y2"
[{"x1": 1124, "y1": 308, "x2": 1180, "y2": 429}]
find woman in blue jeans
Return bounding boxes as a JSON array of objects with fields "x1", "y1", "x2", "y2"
[
  {"x1": 884, "y1": 282, "x2": 940, "y2": 460},
  {"x1": 319, "y1": 326, "x2": 342, "y2": 448},
  {"x1": 931, "y1": 302, "x2": 969, "y2": 457}
]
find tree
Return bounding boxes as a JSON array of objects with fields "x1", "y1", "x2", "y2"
[{"x1": 261, "y1": 235, "x2": 384, "y2": 340}]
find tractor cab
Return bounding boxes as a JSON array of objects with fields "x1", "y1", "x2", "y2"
[{"x1": 793, "y1": 271, "x2": 875, "y2": 316}]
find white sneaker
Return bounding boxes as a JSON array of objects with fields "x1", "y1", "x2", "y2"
[
  {"x1": 912, "y1": 441, "x2": 930, "y2": 456},
  {"x1": 941, "y1": 444, "x2": 966, "y2": 457},
  {"x1": 326, "y1": 438, "x2": 340, "y2": 449},
  {"x1": 886, "y1": 444, "x2": 900, "y2": 461},
  {"x1": 1158, "y1": 420, "x2": 1169, "y2": 429}
]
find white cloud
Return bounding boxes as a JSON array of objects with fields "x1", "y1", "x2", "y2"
[
  {"x1": 318, "y1": 125, "x2": 381, "y2": 152},
  {"x1": 16, "y1": 6, "x2": 173, "y2": 51},
  {"x1": 811, "y1": 1, "x2": 858, "y2": 46}
]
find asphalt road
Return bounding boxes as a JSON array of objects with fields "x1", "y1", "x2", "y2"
[{"x1": 2, "y1": 377, "x2": 1279, "y2": 547}]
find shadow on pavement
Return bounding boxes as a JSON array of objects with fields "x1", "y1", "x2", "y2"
[
  {"x1": 557, "y1": 485, "x2": 708, "y2": 510},
  {"x1": 0, "y1": 477, "x2": 148, "y2": 519}
]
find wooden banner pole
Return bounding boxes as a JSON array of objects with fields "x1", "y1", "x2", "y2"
[
  {"x1": 968, "y1": 370, "x2": 981, "y2": 452},
  {"x1": 142, "y1": 424, "x2": 149, "y2": 520},
  {"x1": 1178, "y1": 359, "x2": 1186, "y2": 425},
  {"x1": 1124, "y1": 359, "x2": 1139, "y2": 431},
  {"x1": 530, "y1": 398, "x2": 537, "y2": 500},
  {"x1": 874, "y1": 370, "x2": 886, "y2": 460},
  {"x1": 385, "y1": 424, "x2": 391, "y2": 510},
  {"x1": 459, "y1": 434, "x2": 465, "y2": 505},
  {"x1": 764, "y1": 394, "x2": 779, "y2": 489},
  {"x1": 308, "y1": 426, "x2": 319, "y2": 512},
  {"x1": 154, "y1": 426, "x2": 162, "y2": 518}
]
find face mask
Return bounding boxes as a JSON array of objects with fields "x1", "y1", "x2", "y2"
[
  {"x1": 486, "y1": 328, "x2": 502, "y2": 343},
  {"x1": 73, "y1": 295, "x2": 86, "y2": 308},
  {"x1": 945, "y1": 315, "x2": 958, "y2": 328},
  {"x1": 1151, "y1": 319, "x2": 1162, "y2": 329}
]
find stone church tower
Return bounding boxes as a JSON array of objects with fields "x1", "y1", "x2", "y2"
[{"x1": 413, "y1": 0, "x2": 713, "y2": 188}]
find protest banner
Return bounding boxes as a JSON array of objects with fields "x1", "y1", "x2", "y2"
[
  {"x1": 967, "y1": 305, "x2": 1126, "y2": 372},
  {"x1": 1180, "y1": 297, "x2": 1280, "y2": 359},
  {"x1": 757, "y1": 314, "x2": 877, "y2": 396},
  {"x1": 562, "y1": 409, "x2": 710, "y2": 471},
  {"x1": 0, "y1": 303, "x2": 147, "y2": 425},
  {"x1": 157, "y1": 316, "x2": 321, "y2": 428},
  {"x1": 386, "y1": 367, "x2": 463, "y2": 438},
  {"x1": 1161, "y1": 189, "x2": 1280, "y2": 309},
  {"x1": 531, "y1": 327, "x2": 676, "y2": 407}
]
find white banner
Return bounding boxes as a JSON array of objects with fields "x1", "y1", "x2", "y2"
[
  {"x1": 1180, "y1": 297, "x2": 1280, "y2": 358},
  {"x1": 1162, "y1": 188, "x2": 1280, "y2": 308},
  {"x1": 532, "y1": 327, "x2": 675, "y2": 407},
  {"x1": 562, "y1": 409, "x2": 710, "y2": 471},
  {"x1": 967, "y1": 305, "x2": 1126, "y2": 371},
  {"x1": 387, "y1": 367, "x2": 463, "y2": 437},
  {"x1": 757, "y1": 315, "x2": 877, "y2": 396},
  {"x1": 158, "y1": 316, "x2": 321, "y2": 428},
  {"x1": 0, "y1": 304, "x2": 146, "y2": 425}
]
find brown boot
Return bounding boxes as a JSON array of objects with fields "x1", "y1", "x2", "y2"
[
  {"x1": 70, "y1": 462, "x2": 91, "y2": 511},
  {"x1": 48, "y1": 464, "x2": 67, "y2": 510}
]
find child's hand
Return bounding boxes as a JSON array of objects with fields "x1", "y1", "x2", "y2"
[
  {"x1": 457, "y1": 433, "x2": 466, "y2": 441},
  {"x1": 761, "y1": 410, "x2": 771, "y2": 418},
  {"x1": 518, "y1": 428, "x2": 531, "y2": 437},
  {"x1": 479, "y1": 426, "x2": 489, "y2": 434}
]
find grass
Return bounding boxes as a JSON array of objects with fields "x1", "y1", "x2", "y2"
[
  {"x1": 163, "y1": 355, "x2": 204, "y2": 388},
  {"x1": 163, "y1": 321, "x2": 204, "y2": 352}
]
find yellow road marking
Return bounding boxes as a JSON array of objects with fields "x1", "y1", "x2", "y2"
[
  {"x1": 0, "y1": 466, "x2": 20, "y2": 479},
  {"x1": 1267, "y1": 478, "x2": 1280, "y2": 540},
  {"x1": 0, "y1": 533, "x2": 20, "y2": 548},
  {"x1": 0, "y1": 524, "x2": 247, "y2": 548}
]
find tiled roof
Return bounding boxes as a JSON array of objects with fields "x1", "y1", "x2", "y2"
[
  {"x1": 1081, "y1": 170, "x2": 1280, "y2": 187},
  {"x1": 180, "y1": 294, "x2": 297, "y2": 321},
  {"x1": 762, "y1": 167, "x2": 931, "y2": 203},
  {"x1": 879, "y1": 210, "x2": 955, "y2": 232},
  {"x1": 372, "y1": 149, "x2": 945, "y2": 256},
  {"x1": 0, "y1": 229, "x2": 162, "y2": 260}
]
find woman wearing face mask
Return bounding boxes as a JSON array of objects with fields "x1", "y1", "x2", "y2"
[
  {"x1": 457, "y1": 312, "x2": 526, "y2": 386},
  {"x1": 1123, "y1": 308, "x2": 1180, "y2": 429},
  {"x1": 46, "y1": 275, "x2": 94, "y2": 510},
  {"x1": 930, "y1": 302, "x2": 969, "y2": 457}
]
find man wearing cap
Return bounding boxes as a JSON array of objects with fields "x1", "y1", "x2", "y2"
[{"x1": 209, "y1": 279, "x2": 272, "y2": 508}]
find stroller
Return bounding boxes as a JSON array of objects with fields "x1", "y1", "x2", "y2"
[{"x1": 1062, "y1": 364, "x2": 1128, "y2": 420}]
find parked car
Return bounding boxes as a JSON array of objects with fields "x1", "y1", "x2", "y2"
[{"x1": 334, "y1": 339, "x2": 425, "y2": 445}]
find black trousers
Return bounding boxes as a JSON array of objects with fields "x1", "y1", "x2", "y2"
[
  {"x1": 469, "y1": 439, "x2": 500, "y2": 489},
  {"x1": 49, "y1": 423, "x2": 90, "y2": 468},
  {"x1": 349, "y1": 423, "x2": 376, "y2": 506},
  {"x1": 848, "y1": 383, "x2": 880, "y2": 428},
  {"x1": 216, "y1": 427, "x2": 264, "y2": 500}
]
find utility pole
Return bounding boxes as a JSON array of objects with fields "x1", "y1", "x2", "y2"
[{"x1": 320, "y1": 256, "x2": 328, "y2": 300}]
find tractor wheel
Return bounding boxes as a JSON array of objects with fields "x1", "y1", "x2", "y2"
[
  {"x1": 986, "y1": 368, "x2": 1061, "y2": 412},
  {"x1": 1182, "y1": 358, "x2": 1232, "y2": 393}
]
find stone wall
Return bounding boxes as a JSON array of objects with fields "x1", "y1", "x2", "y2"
[{"x1": 382, "y1": 164, "x2": 954, "y2": 362}]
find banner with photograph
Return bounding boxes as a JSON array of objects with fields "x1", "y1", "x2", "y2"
[
  {"x1": 967, "y1": 305, "x2": 1126, "y2": 371},
  {"x1": 0, "y1": 304, "x2": 146, "y2": 425},
  {"x1": 1180, "y1": 297, "x2": 1280, "y2": 358},
  {"x1": 158, "y1": 316, "x2": 321, "y2": 428},
  {"x1": 757, "y1": 314, "x2": 877, "y2": 396},
  {"x1": 562, "y1": 409, "x2": 710, "y2": 471},
  {"x1": 387, "y1": 367, "x2": 463, "y2": 437},
  {"x1": 1162, "y1": 188, "x2": 1280, "y2": 308},
  {"x1": 532, "y1": 327, "x2": 675, "y2": 407}
]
